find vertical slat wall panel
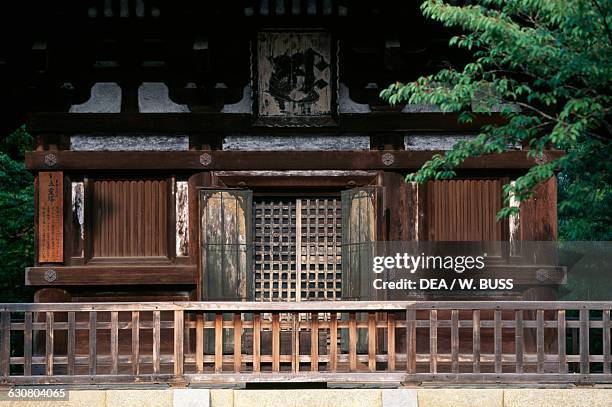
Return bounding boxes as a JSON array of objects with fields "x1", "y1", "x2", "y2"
[
  {"x1": 426, "y1": 180, "x2": 504, "y2": 241},
  {"x1": 92, "y1": 179, "x2": 168, "y2": 257}
]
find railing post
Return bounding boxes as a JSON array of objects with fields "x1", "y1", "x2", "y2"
[
  {"x1": 174, "y1": 310, "x2": 184, "y2": 377},
  {"x1": 89, "y1": 311, "x2": 97, "y2": 375},
  {"x1": 1, "y1": 311, "x2": 9, "y2": 381},
  {"x1": 451, "y1": 309, "x2": 459, "y2": 374},
  {"x1": 45, "y1": 312, "x2": 54, "y2": 376},
  {"x1": 536, "y1": 309, "x2": 544, "y2": 374},
  {"x1": 348, "y1": 312, "x2": 357, "y2": 372},
  {"x1": 406, "y1": 308, "x2": 416, "y2": 375},
  {"x1": 233, "y1": 313, "x2": 241, "y2": 373},
  {"x1": 132, "y1": 311, "x2": 140, "y2": 376},
  {"x1": 579, "y1": 308, "x2": 590, "y2": 374},
  {"x1": 195, "y1": 312, "x2": 204, "y2": 374},
  {"x1": 515, "y1": 310, "x2": 523, "y2": 374},
  {"x1": 253, "y1": 312, "x2": 261, "y2": 373},
  {"x1": 272, "y1": 313, "x2": 280, "y2": 372},
  {"x1": 387, "y1": 312, "x2": 396, "y2": 371},
  {"x1": 214, "y1": 313, "x2": 223, "y2": 373},
  {"x1": 494, "y1": 310, "x2": 502, "y2": 374},
  {"x1": 329, "y1": 313, "x2": 338, "y2": 373},
  {"x1": 292, "y1": 312, "x2": 299, "y2": 373},
  {"x1": 24, "y1": 312, "x2": 32, "y2": 376},
  {"x1": 67, "y1": 312, "x2": 75, "y2": 376},
  {"x1": 110, "y1": 311, "x2": 119, "y2": 375},
  {"x1": 429, "y1": 309, "x2": 438, "y2": 374},
  {"x1": 153, "y1": 310, "x2": 161, "y2": 375},
  {"x1": 603, "y1": 309, "x2": 610, "y2": 374},
  {"x1": 558, "y1": 309, "x2": 566, "y2": 374},
  {"x1": 311, "y1": 312, "x2": 319, "y2": 372}
]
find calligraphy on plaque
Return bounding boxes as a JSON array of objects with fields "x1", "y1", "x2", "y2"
[
  {"x1": 255, "y1": 31, "x2": 337, "y2": 126},
  {"x1": 38, "y1": 171, "x2": 63, "y2": 263}
]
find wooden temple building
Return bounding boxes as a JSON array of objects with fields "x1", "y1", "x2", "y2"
[{"x1": 1, "y1": 0, "x2": 608, "y2": 387}]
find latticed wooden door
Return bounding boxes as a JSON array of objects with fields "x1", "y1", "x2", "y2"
[
  {"x1": 200, "y1": 188, "x2": 381, "y2": 302},
  {"x1": 253, "y1": 197, "x2": 342, "y2": 302}
]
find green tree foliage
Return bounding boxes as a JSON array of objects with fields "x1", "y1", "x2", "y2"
[
  {"x1": 381, "y1": 0, "x2": 612, "y2": 230},
  {"x1": 0, "y1": 126, "x2": 35, "y2": 302},
  {"x1": 557, "y1": 140, "x2": 612, "y2": 240}
]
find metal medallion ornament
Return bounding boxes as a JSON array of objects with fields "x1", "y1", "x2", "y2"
[
  {"x1": 200, "y1": 153, "x2": 212, "y2": 166},
  {"x1": 381, "y1": 153, "x2": 395, "y2": 166},
  {"x1": 44, "y1": 269, "x2": 57, "y2": 283},
  {"x1": 44, "y1": 153, "x2": 58, "y2": 167}
]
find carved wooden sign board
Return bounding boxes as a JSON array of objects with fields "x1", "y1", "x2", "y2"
[
  {"x1": 255, "y1": 31, "x2": 337, "y2": 126},
  {"x1": 38, "y1": 171, "x2": 63, "y2": 263}
]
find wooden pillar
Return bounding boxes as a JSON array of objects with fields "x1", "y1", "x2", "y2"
[{"x1": 519, "y1": 177, "x2": 558, "y2": 365}]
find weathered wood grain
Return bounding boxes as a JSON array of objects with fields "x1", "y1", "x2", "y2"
[
  {"x1": 38, "y1": 172, "x2": 63, "y2": 263},
  {"x1": 25, "y1": 150, "x2": 565, "y2": 171}
]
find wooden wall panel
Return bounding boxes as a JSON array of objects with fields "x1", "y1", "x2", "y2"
[
  {"x1": 519, "y1": 177, "x2": 557, "y2": 241},
  {"x1": 200, "y1": 189, "x2": 252, "y2": 301},
  {"x1": 426, "y1": 179, "x2": 504, "y2": 241},
  {"x1": 382, "y1": 172, "x2": 418, "y2": 241},
  {"x1": 91, "y1": 179, "x2": 168, "y2": 258}
]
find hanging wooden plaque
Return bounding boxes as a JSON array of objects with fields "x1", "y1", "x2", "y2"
[
  {"x1": 254, "y1": 31, "x2": 338, "y2": 126},
  {"x1": 38, "y1": 171, "x2": 63, "y2": 263}
]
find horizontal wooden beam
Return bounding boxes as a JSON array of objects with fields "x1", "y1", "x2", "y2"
[
  {"x1": 3, "y1": 300, "x2": 611, "y2": 312},
  {"x1": 25, "y1": 150, "x2": 563, "y2": 171},
  {"x1": 26, "y1": 112, "x2": 506, "y2": 134},
  {"x1": 5, "y1": 372, "x2": 612, "y2": 385},
  {"x1": 25, "y1": 265, "x2": 198, "y2": 286}
]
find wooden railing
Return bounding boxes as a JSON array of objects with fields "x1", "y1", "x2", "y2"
[{"x1": 1, "y1": 301, "x2": 611, "y2": 385}]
